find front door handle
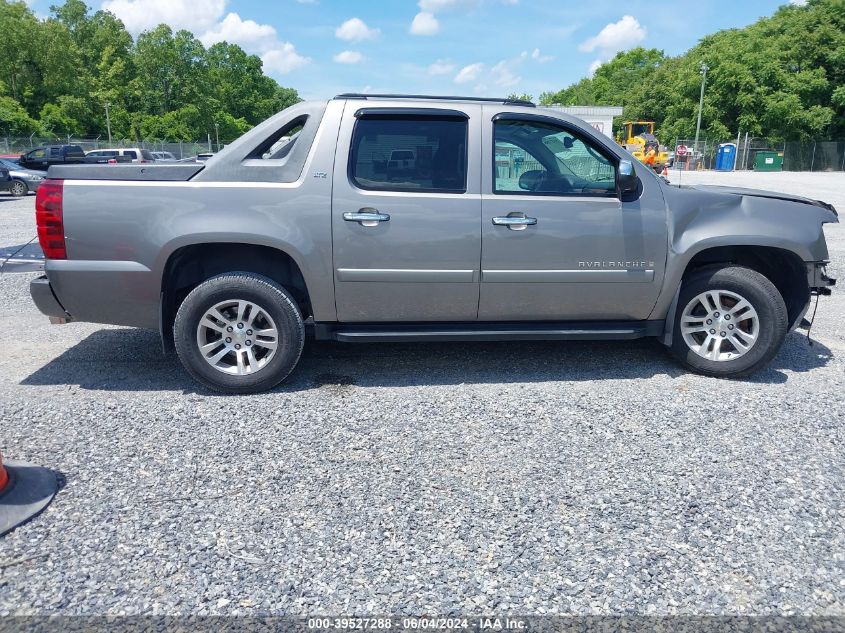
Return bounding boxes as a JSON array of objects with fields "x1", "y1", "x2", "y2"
[
  {"x1": 492, "y1": 214, "x2": 537, "y2": 231},
  {"x1": 343, "y1": 209, "x2": 391, "y2": 227}
]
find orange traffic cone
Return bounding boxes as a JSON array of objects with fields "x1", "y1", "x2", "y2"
[
  {"x1": 0, "y1": 451, "x2": 58, "y2": 536},
  {"x1": 661, "y1": 164, "x2": 669, "y2": 177}
]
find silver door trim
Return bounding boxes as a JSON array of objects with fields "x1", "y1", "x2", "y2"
[
  {"x1": 336, "y1": 268, "x2": 477, "y2": 282},
  {"x1": 482, "y1": 269, "x2": 655, "y2": 283}
]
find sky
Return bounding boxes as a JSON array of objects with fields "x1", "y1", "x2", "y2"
[{"x1": 27, "y1": 0, "x2": 806, "y2": 101}]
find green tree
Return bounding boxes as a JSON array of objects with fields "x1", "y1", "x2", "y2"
[
  {"x1": 0, "y1": 95, "x2": 41, "y2": 135},
  {"x1": 541, "y1": 0, "x2": 845, "y2": 141}
]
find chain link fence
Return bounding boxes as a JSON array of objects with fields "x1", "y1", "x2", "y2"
[
  {"x1": 668, "y1": 137, "x2": 845, "y2": 172},
  {"x1": 0, "y1": 136, "x2": 231, "y2": 159}
]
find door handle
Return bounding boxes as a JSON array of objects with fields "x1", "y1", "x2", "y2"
[
  {"x1": 343, "y1": 209, "x2": 391, "y2": 227},
  {"x1": 492, "y1": 214, "x2": 537, "y2": 231}
]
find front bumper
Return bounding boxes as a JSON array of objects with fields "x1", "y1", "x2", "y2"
[
  {"x1": 22, "y1": 177, "x2": 43, "y2": 192},
  {"x1": 809, "y1": 262, "x2": 836, "y2": 296},
  {"x1": 30, "y1": 276, "x2": 71, "y2": 322}
]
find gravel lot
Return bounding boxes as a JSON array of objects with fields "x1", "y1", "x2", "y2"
[{"x1": 0, "y1": 172, "x2": 843, "y2": 617}]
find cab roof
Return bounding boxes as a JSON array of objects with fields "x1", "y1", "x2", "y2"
[{"x1": 333, "y1": 93, "x2": 535, "y2": 108}]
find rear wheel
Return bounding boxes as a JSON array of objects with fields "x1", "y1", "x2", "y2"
[
  {"x1": 174, "y1": 273, "x2": 304, "y2": 393},
  {"x1": 9, "y1": 180, "x2": 27, "y2": 197},
  {"x1": 670, "y1": 266, "x2": 787, "y2": 377}
]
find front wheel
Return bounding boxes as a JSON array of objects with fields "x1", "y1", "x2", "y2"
[
  {"x1": 174, "y1": 273, "x2": 305, "y2": 393},
  {"x1": 670, "y1": 266, "x2": 787, "y2": 377},
  {"x1": 9, "y1": 180, "x2": 27, "y2": 197}
]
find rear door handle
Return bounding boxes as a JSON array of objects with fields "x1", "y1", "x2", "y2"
[
  {"x1": 343, "y1": 209, "x2": 391, "y2": 227},
  {"x1": 492, "y1": 214, "x2": 537, "y2": 231}
]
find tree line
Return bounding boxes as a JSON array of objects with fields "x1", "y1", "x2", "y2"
[
  {"x1": 537, "y1": 0, "x2": 845, "y2": 143},
  {"x1": 0, "y1": 0, "x2": 300, "y2": 142}
]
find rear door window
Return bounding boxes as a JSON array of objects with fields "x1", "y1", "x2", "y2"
[
  {"x1": 350, "y1": 114, "x2": 468, "y2": 193},
  {"x1": 123, "y1": 150, "x2": 138, "y2": 159}
]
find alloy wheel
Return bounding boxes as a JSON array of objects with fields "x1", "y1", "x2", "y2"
[
  {"x1": 10, "y1": 181, "x2": 26, "y2": 197},
  {"x1": 680, "y1": 289, "x2": 759, "y2": 361},
  {"x1": 196, "y1": 299, "x2": 279, "y2": 375}
]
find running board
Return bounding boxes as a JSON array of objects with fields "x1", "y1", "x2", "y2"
[{"x1": 314, "y1": 320, "x2": 664, "y2": 343}]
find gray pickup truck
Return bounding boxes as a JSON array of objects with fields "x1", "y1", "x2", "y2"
[{"x1": 30, "y1": 94, "x2": 837, "y2": 393}]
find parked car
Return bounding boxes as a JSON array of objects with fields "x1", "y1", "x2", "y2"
[
  {"x1": 19, "y1": 145, "x2": 85, "y2": 171},
  {"x1": 151, "y1": 151, "x2": 177, "y2": 162},
  {"x1": 85, "y1": 148, "x2": 155, "y2": 163},
  {"x1": 0, "y1": 164, "x2": 11, "y2": 194},
  {"x1": 30, "y1": 94, "x2": 838, "y2": 393},
  {"x1": 0, "y1": 158, "x2": 44, "y2": 196}
]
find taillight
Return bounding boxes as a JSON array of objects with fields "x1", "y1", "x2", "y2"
[{"x1": 36, "y1": 179, "x2": 66, "y2": 260}]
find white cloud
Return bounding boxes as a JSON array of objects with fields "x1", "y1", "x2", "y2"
[
  {"x1": 105, "y1": 0, "x2": 310, "y2": 76},
  {"x1": 261, "y1": 43, "x2": 310, "y2": 74},
  {"x1": 579, "y1": 15, "x2": 646, "y2": 73},
  {"x1": 789, "y1": 0, "x2": 807, "y2": 4},
  {"x1": 200, "y1": 12, "x2": 277, "y2": 50},
  {"x1": 335, "y1": 17, "x2": 380, "y2": 42},
  {"x1": 101, "y1": 0, "x2": 227, "y2": 34},
  {"x1": 531, "y1": 48, "x2": 554, "y2": 63},
  {"x1": 490, "y1": 60, "x2": 520, "y2": 88},
  {"x1": 410, "y1": 12, "x2": 440, "y2": 35},
  {"x1": 454, "y1": 63, "x2": 484, "y2": 84},
  {"x1": 427, "y1": 59, "x2": 456, "y2": 75},
  {"x1": 333, "y1": 50, "x2": 364, "y2": 64}
]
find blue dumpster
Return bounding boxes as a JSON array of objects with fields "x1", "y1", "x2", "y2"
[{"x1": 715, "y1": 143, "x2": 737, "y2": 171}]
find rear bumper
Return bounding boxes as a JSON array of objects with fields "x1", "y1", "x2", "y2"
[{"x1": 30, "y1": 276, "x2": 71, "y2": 321}]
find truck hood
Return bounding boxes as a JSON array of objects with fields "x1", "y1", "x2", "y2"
[{"x1": 683, "y1": 184, "x2": 838, "y2": 216}]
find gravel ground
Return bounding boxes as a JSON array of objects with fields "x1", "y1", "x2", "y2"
[{"x1": 0, "y1": 172, "x2": 843, "y2": 617}]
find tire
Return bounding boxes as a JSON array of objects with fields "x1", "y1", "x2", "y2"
[
  {"x1": 9, "y1": 180, "x2": 27, "y2": 197},
  {"x1": 670, "y1": 265, "x2": 787, "y2": 377},
  {"x1": 174, "y1": 272, "x2": 305, "y2": 394}
]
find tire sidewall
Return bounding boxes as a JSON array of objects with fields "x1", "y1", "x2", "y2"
[
  {"x1": 174, "y1": 274, "x2": 304, "y2": 393},
  {"x1": 671, "y1": 267, "x2": 787, "y2": 376}
]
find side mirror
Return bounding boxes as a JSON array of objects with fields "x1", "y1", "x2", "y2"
[{"x1": 617, "y1": 160, "x2": 640, "y2": 201}]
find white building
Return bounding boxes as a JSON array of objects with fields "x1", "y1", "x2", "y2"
[{"x1": 542, "y1": 105, "x2": 624, "y2": 140}]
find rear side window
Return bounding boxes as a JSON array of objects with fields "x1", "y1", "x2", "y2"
[
  {"x1": 350, "y1": 115, "x2": 468, "y2": 193},
  {"x1": 123, "y1": 150, "x2": 137, "y2": 159},
  {"x1": 66, "y1": 146, "x2": 85, "y2": 157}
]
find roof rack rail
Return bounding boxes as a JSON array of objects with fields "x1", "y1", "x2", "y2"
[{"x1": 334, "y1": 93, "x2": 536, "y2": 107}]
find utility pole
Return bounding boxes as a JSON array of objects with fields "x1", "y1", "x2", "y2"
[
  {"x1": 104, "y1": 102, "x2": 112, "y2": 144},
  {"x1": 214, "y1": 122, "x2": 220, "y2": 152},
  {"x1": 693, "y1": 62, "x2": 709, "y2": 164}
]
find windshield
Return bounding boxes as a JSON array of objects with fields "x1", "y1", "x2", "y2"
[{"x1": 630, "y1": 123, "x2": 653, "y2": 137}]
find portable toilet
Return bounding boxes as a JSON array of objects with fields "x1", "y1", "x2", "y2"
[{"x1": 715, "y1": 143, "x2": 737, "y2": 171}]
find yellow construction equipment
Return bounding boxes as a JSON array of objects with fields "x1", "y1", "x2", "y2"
[{"x1": 617, "y1": 121, "x2": 669, "y2": 170}]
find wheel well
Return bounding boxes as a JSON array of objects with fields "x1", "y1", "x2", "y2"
[
  {"x1": 684, "y1": 246, "x2": 809, "y2": 327},
  {"x1": 161, "y1": 243, "x2": 312, "y2": 349}
]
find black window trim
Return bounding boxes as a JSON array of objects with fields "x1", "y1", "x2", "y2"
[
  {"x1": 348, "y1": 110, "x2": 470, "y2": 195},
  {"x1": 492, "y1": 112, "x2": 619, "y2": 199}
]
